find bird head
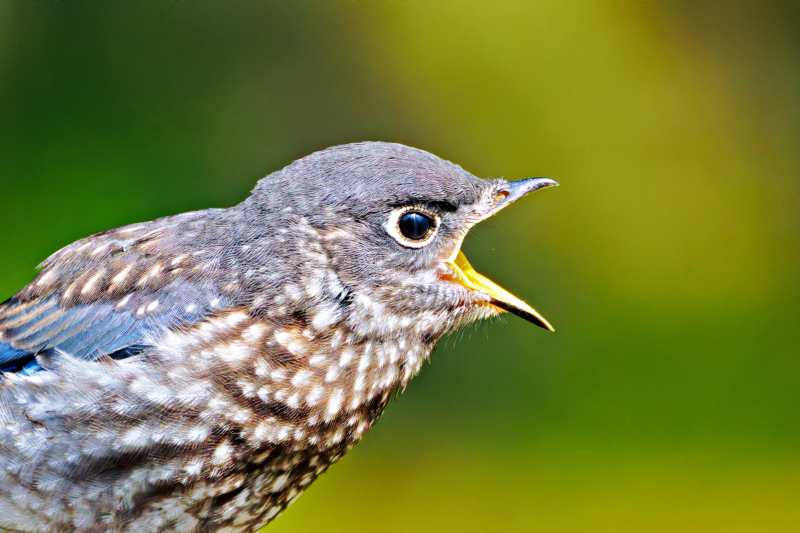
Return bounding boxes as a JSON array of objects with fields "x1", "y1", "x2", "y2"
[{"x1": 248, "y1": 142, "x2": 556, "y2": 339}]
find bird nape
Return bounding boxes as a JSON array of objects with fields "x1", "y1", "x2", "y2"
[{"x1": 0, "y1": 142, "x2": 557, "y2": 532}]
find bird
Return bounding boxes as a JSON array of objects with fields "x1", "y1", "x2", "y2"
[{"x1": 0, "y1": 142, "x2": 557, "y2": 532}]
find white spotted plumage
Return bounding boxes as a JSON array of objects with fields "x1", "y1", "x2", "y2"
[{"x1": 0, "y1": 142, "x2": 556, "y2": 532}]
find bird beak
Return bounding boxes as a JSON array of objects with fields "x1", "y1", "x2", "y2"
[{"x1": 444, "y1": 177, "x2": 558, "y2": 331}]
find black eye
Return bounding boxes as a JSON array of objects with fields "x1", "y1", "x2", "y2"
[{"x1": 398, "y1": 211, "x2": 433, "y2": 241}]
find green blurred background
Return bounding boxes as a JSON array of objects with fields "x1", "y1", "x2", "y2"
[{"x1": 1, "y1": 2, "x2": 798, "y2": 532}]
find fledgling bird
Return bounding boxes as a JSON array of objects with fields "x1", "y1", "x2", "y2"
[{"x1": 0, "y1": 142, "x2": 557, "y2": 532}]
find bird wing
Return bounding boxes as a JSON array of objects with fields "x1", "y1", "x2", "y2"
[{"x1": 0, "y1": 210, "x2": 233, "y2": 373}]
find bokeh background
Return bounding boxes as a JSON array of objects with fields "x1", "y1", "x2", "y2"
[{"x1": 1, "y1": 2, "x2": 798, "y2": 532}]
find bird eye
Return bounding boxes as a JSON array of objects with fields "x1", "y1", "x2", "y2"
[
  {"x1": 386, "y1": 207, "x2": 439, "y2": 248},
  {"x1": 398, "y1": 212, "x2": 432, "y2": 241}
]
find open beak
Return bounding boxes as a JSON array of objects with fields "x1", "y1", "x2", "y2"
[{"x1": 445, "y1": 177, "x2": 557, "y2": 331}]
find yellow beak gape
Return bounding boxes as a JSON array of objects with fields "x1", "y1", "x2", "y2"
[{"x1": 447, "y1": 251, "x2": 554, "y2": 331}]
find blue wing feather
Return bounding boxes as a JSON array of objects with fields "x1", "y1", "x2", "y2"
[
  {"x1": 17, "y1": 304, "x2": 98, "y2": 349},
  {"x1": 79, "y1": 312, "x2": 141, "y2": 356},
  {"x1": 0, "y1": 207, "x2": 240, "y2": 374},
  {"x1": 0, "y1": 286, "x2": 231, "y2": 374},
  {"x1": 0, "y1": 342, "x2": 29, "y2": 366},
  {"x1": 54, "y1": 306, "x2": 138, "y2": 356}
]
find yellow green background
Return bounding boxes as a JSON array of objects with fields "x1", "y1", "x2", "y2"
[{"x1": 0, "y1": 2, "x2": 797, "y2": 532}]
